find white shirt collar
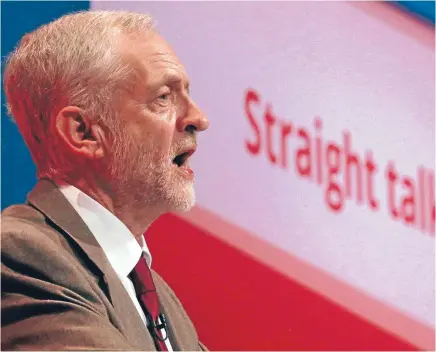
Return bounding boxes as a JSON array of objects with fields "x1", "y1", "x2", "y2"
[{"x1": 59, "y1": 184, "x2": 152, "y2": 278}]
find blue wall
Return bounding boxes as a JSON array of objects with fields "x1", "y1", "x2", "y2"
[
  {"x1": 394, "y1": 1, "x2": 435, "y2": 25},
  {"x1": 1, "y1": 1, "x2": 90, "y2": 209},
  {"x1": 1, "y1": 1, "x2": 433, "y2": 209}
]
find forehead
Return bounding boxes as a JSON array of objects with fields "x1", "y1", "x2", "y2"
[{"x1": 120, "y1": 31, "x2": 189, "y2": 89}]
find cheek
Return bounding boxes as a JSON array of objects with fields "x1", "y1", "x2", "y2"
[
  {"x1": 154, "y1": 111, "x2": 177, "y2": 146},
  {"x1": 128, "y1": 108, "x2": 176, "y2": 155},
  {"x1": 140, "y1": 120, "x2": 175, "y2": 156},
  {"x1": 157, "y1": 124, "x2": 175, "y2": 154}
]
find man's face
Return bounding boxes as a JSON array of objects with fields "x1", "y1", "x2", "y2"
[{"x1": 105, "y1": 31, "x2": 209, "y2": 213}]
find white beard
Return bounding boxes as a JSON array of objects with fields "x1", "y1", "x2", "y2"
[{"x1": 107, "y1": 134, "x2": 196, "y2": 213}]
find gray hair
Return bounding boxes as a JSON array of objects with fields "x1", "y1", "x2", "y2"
[{"x1": 3, "y1": 10, "x2": 155, "y2": 179}]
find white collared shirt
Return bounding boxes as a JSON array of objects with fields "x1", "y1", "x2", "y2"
[{"x1": 59, "y1": 185, "x2": 173, "y2": 351}]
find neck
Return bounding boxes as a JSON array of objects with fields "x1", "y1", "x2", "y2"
[{"x1": 58, "y1": 177, "x2": 164, "y2": 239}]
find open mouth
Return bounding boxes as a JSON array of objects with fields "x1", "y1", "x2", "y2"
[{"x1": 172, "y1": 152, "x2": 190, "y2": 167}]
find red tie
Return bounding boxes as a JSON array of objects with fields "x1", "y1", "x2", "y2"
[{"x1": 129, "y1": 257, "x2": 169, "y2": 351}]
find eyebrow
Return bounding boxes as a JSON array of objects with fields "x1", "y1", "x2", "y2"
[{"x1": 149, "y1": 72, "x2": 190, "y2": 93}]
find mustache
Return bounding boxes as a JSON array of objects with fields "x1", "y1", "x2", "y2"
[{"x1": 172, "y1": 136, "x2": 197, "y2": 154}]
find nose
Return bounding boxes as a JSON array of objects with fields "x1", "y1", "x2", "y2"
[{"x1": 177, "y1": 100, "x2": 209, "y2": 134}]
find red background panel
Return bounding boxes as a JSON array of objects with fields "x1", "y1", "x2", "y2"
[{"x1": 147, "y1": 213, "x2": 417, "y2": 351}]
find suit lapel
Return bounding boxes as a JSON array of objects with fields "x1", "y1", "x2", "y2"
[
  {"x1": 27, "y1": 179, "x2": 155, "y2": 350},
  {"x1": 157, "y1": 293, "x2": 181, "y2": 351}
]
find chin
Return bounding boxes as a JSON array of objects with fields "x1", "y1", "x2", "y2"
[
  {"x1": 172, "y1": 201, "x2": 195, "y2": 213},
  {"x1": 170, "y1": 183, "x2": 196, "y2": 213}
]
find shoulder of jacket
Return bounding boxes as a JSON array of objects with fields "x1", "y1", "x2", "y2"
[
  {"x1": 2, "y1": 205, "x2": 108, "y2": 318},
  {"x1": 2, "y1": 203, "x2": 46, "y2": 224},
  {"x1": 2, "y1": 203, "x2": 69, "y2": 255}
]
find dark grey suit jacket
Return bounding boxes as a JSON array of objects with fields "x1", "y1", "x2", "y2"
[{"x1": 1, "y1": 179, "x2": 206, "y2": 350}]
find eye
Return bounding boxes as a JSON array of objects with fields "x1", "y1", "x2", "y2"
[
  {"x1": 158, "y1": 93, "x2": 170, "y2": 101},
  {"x1": 152, "y1": 91, "x2": 172, "y2": 109}
]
